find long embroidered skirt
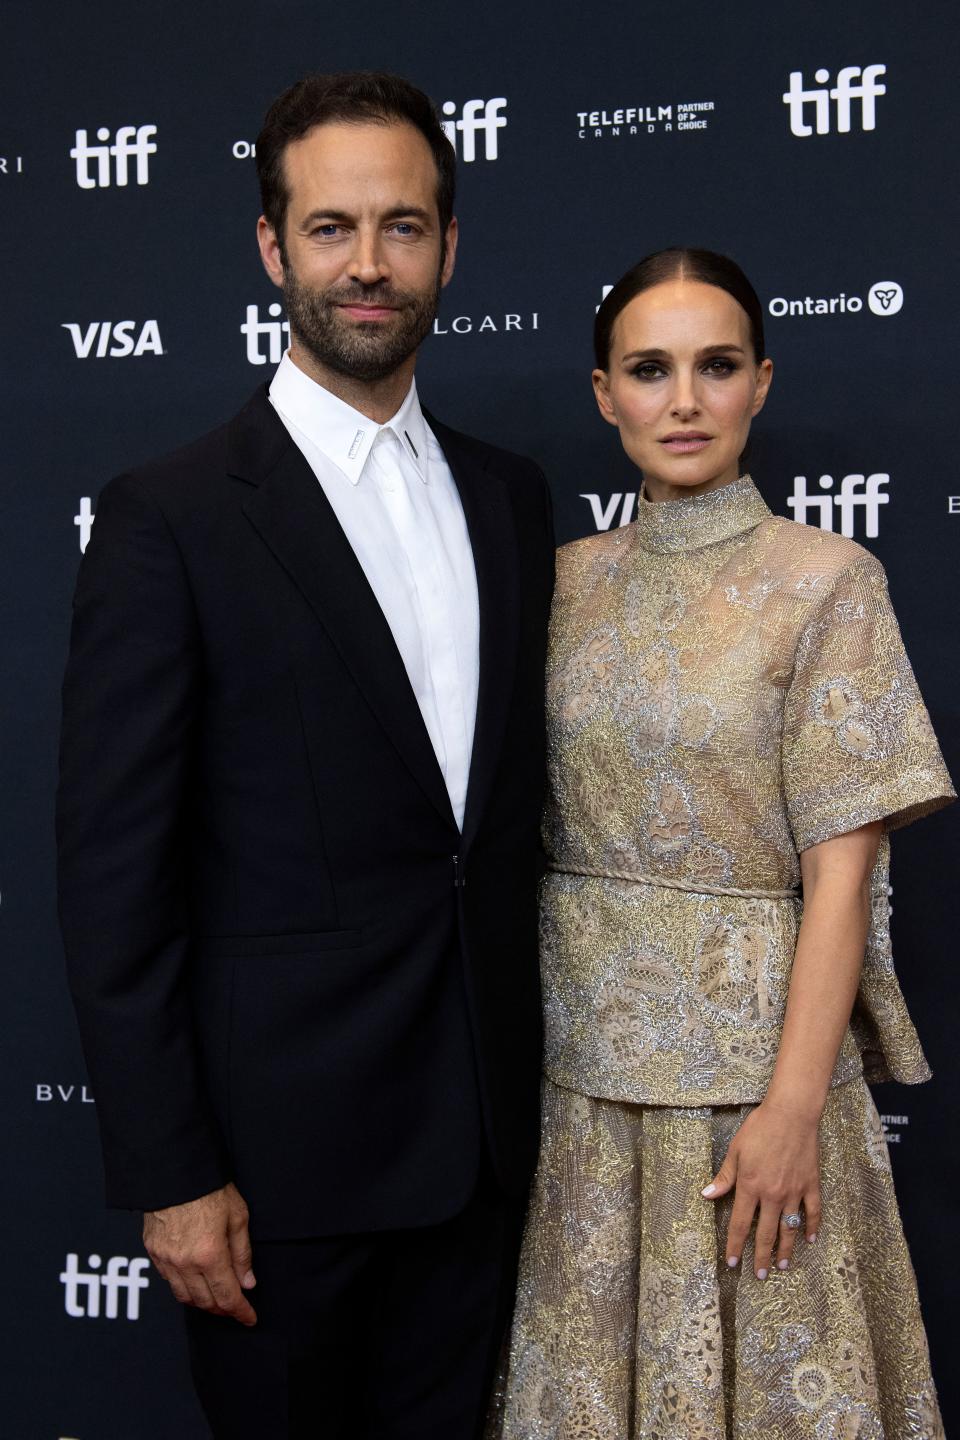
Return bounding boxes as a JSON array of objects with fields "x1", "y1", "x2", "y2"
[{"x1": 489, "y1": 1077, "x2": 943, "y2": 1439}]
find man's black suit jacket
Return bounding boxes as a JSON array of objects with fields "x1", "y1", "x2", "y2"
[{"x1": 56, "y1": 385, "x2": 555, "y2": 1240}]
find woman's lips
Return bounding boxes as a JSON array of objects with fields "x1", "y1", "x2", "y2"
[{"x1": 659, "y1": 433, "x2": 712, "y2": 454}]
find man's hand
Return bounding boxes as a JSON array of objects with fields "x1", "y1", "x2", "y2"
[{"x1": 143, "y1": 1182, "x2": 257, "y2": 1325}]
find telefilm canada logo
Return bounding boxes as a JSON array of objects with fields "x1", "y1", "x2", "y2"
[
  {"x1": 783, "y1": 65, "x2": 886, "y2": 137},
  {"x1": 61, "y1": 1253, "x2": 151, "y2": 1320},
  {"x1": 62, "y1": 320, "x2": 164, "y2": 358},
  {"x1": 71, "y1": 125, "x2": 157, "y2": 188},
  {"x1": 767, "y1": 281, "x2": 904, "y2": 319},
  {"x1": 576, "y1": 97, "x2": 716, "y2": 141}
]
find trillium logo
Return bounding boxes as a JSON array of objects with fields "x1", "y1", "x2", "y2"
[{"x1": 867, "y1": 281, "x2": 903, "y2": 316}]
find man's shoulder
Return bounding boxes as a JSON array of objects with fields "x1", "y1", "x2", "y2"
[{"x1": 110, "y1": 386, "x2": 276, "y2": 508}]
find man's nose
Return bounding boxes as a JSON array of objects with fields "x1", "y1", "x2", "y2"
[{"x1": 346, "y1": 229, "x2": 390, "y2": 286}]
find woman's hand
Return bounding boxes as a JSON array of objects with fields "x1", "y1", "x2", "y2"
[{"x1": 701, "y1": 1097, "x2": 821, "y2": 1278}]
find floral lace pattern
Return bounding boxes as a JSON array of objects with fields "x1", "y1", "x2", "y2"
[
  {"x1": 541, "y1": 476, "x2": 954, "y2": 1105},
  {"x1": 488, "y1": 1079, "x2": 945, "y2": 1439}
]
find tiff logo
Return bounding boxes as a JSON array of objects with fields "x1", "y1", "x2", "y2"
[
  {"x1": 60, "y1": 1254, "x2": 150, "y2": 1319},
  {"x1": 62, "y1": 320, "x2": 163, "y2": 358},
  {"x1": 787, "y1": 474, "x2": 889, "y2": 538},
  {"x1": 71, "y1": 125, "x2": 157, "y2": 188},
  {"x1": 783, "y1": 66, "x2": 886, "y2": 136},
  {"x1": 242, "y1": 302, "x2": 290, "y2": 364},
  {"x1": 75, "y1": 498, "x2": 94, "y2": 553},
  {"x1": 440, "y1": 99, "x2": 507, "y2": 161}
]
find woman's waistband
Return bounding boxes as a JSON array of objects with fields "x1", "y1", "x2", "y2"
[{"x1": 546, "y1": 861, "x2": 800, "y2": 902}]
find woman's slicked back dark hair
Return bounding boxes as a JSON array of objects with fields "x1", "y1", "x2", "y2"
[
  {"x1": 256, "y1": 71, "x2": 456, "y2": 246},
  {"x1": 594, "y1": 248, "x2": 766, "y2": 369}
]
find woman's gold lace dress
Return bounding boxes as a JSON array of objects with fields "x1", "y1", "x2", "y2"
[{"x1": 491, "y1": 476, "x2": 954, "y2": 1440}]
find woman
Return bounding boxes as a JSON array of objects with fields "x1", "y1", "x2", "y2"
[{"x1": 491, "y1": 249, "x2": 953, "y2": 1439}]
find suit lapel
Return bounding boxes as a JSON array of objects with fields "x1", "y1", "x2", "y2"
[
  {"x1": 429, "y1": 416, "x2": 521, "y2": 851},
  {"x1": 230, "y1": 389, "x2": 456, "y2": 829}
]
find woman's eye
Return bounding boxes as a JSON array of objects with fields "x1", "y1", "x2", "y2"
[
  {"x1": 704, "y1": 357, "x2": 737, "y2": 375},
  {"x1": 631, "y1": 362, "x2": 665, "y2": 380}
]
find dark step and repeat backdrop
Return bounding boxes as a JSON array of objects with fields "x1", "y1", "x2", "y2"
[{"x1": 2, "y1": 2, "x2": 957, "y2": 1436}]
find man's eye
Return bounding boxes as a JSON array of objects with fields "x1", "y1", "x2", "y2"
[
  {"x1": 390, "y1": 222, "x2": 418, "y2": 236},
  {"x1": 314, "y1": 224, "x2": 342, "y2": 237}
]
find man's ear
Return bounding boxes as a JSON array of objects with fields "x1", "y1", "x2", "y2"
[
  {"x1": 257, "y1": 216, "x2": 285, "y2": 289},
  {"x1": 440, "y1": 216, "x2": 459, "y2": 289},
  {"x1": 592, "y1": 369, "x2": 619, "y2": 427}
]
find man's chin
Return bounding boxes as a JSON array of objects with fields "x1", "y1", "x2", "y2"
[{"x1": 306, "y1": 346, "x2": 410, "y2": 384}]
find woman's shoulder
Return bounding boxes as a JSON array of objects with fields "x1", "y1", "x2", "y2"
[
  {"x1": 556, "y1": 525, "x2": 628, "y2": 571},
  {"x1": 755, "y1": 514, "x2": 886, "y2": 591},
  {"x1": 553, "y1": 526, "x2": 627, "y2": 593}
]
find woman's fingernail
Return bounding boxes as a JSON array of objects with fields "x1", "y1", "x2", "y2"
[
  {"x1": 727, "y1": 1255, "x2": 739, "y2": 1268},
  {"x1": 702, "y1": 1184, "x2": 717, "y2": 1197},
  {"x1": 243, "y1": 1271, "x2": 256, "y2": 1289},
  {"x1": 777, "y1": 1259, "x2": 789, "y2": 1271},
  {"x1": 807, "y1": 1232, "x2": 817, "y2": 1245},
  {"x1": 756, "y1": 1268, "x2": 768, "y2": 1280}
]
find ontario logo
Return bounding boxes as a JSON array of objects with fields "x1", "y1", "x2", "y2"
[{"x1": 768, "y1": 282, "x2": 903, "y2": 319}]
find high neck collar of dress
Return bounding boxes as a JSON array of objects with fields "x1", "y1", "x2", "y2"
[{"x1": 632, "y1": 474, "x2": 771, "y2": 554}]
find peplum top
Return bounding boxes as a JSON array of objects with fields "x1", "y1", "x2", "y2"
[{"x1": 541, "y1": 474, "x2": 954, "y2": 1106}]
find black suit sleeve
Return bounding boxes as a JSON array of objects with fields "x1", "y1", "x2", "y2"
[{"x1": 56, "y1": 475, "x2": 230, "y2": 1211}]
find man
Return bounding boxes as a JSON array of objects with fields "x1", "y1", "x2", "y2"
[{"x1": 56, "y1": 72, "x2": 554, "y2": 1440}]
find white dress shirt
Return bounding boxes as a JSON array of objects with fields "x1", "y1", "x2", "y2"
[{"x1": 269, "y1": 353, "x2": 480, "y2": 830}]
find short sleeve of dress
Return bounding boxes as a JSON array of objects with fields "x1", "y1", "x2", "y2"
[{"x1": 782, "y1": 552, "x2": 954, "y2": 854}]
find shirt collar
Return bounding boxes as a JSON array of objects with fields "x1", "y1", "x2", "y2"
[{"x1": 268, "y1": 351, "x2": 429, "y2": 486}]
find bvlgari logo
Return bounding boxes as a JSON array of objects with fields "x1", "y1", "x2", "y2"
[
  {"x1": 36, "y1": 1083, "x2": 95, "y2": 1103},
  {"x1": 577, "y1": 98, "x2": 716, "y2": 140},
  {"x1": 432, "y1": 310, "x2": 539, "y2": 337}
]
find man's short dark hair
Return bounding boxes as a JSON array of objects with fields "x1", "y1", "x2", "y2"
[{"x1": 256, "y1": 71, "x2": 456, "y2": 246}]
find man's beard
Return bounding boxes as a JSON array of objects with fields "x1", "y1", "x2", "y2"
[{"x1": 281, "y1": 260, "x2": 442, "y2": 383}]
